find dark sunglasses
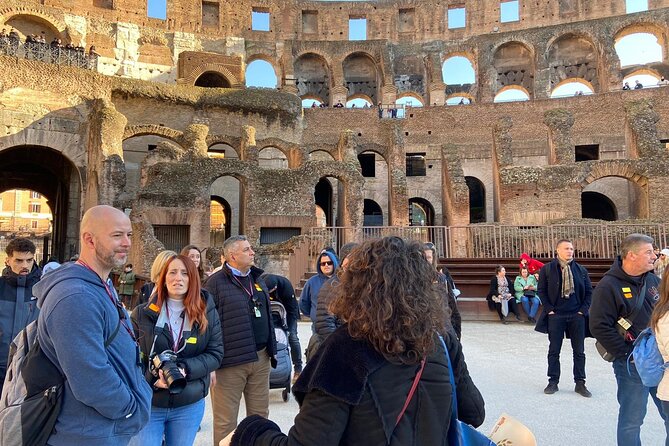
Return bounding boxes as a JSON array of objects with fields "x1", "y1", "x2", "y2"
[{"x1": 320, "y1": 261, "x2": 334, "y2": 266}]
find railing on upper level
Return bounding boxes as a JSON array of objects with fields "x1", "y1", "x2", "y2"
[
  {"x1": 307, "y1": 223, "x2": 669, "y2": 260},
  {"x1": 0, "y1": 38, "x2": 98, "y2": 70}
]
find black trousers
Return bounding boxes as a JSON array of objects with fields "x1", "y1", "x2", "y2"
[
  {"x1": 494, "y1": 298, "x2": 521, "y2": 320},
  {"x1": 547, "y1": 312, "x2": 586, "y2": 383}
]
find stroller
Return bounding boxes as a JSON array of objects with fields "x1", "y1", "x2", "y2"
[{"x1": 269, "y1": 300, "x2": 292, "y2": 401}]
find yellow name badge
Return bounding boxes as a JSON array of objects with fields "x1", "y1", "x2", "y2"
[
  {"x1": 254, "y1": 284, "x2": 263, "y2": 292},
  {"x1": 624, "y1": 293, "x2": 633, "y2": 299},
  {"x1": 149, "y1": 303, "x2": 160, "y2": 312},
  {"x1": 622, "y1": 287, "x2": 632, "y2": 293},
  {"x1": 185, "y1": 337, "x2": 197, "y2": 344}
]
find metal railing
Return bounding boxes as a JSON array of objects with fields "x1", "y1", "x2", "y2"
[
  {"x1": 0, "y1": 38, "x2": 98, "y2": 70},
  {"x1": 305, "y1": 223, "x2": 669, "y2": 260}
]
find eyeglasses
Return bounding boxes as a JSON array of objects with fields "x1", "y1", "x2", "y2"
[
  {"x1": 320, "y1": 261, "x2": 333, "y2": 266},
  {"x1": 424, "y1": 242, "x2": 435, "y2": 249}
]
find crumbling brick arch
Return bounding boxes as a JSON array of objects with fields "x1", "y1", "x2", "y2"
[
  {"x1": 494, "y1": 84, "x2": 530, "y2": 102},
  {"x1": 342, "y1": 51, "x2": 380, "y2": 105},
  {"x1": 257, "y1": 139, "x2": 303, "y2": 168},
  {"x1": 307, "y1": 149, "x2": 336, "y2": 161},
  {"x1": 550, "y1": 77, "x2": 595, "y2": 97},
  {"x1": 614, "y1": 22, "x2": 668, "y2": 53},
  {"x1": 183, "y1": 63, "x2": 241, "y2": 87},
  {"x1": 246, "y1": 54, "x2": 280, "y2": 88},
  {"x1": 307, "y1": 163, "x2": 364, "y2": 228},
  {"x1": 393, "y1": 53, "x2": 427, "y2": 98},
  {"x1": 492, "y1": 40, "x2": 536, "y2": 98},
  {"x1": 295, "y1": 52, "x2": 333, "y2": 105},
  {"x1": 122, "y1": 125, "x2": 184, "y2": 148},
  {"x1": 0, "y1": 10, "x2": 66, "y2": 43},
  {"x1": 442, "y1": 52, "x2": 477, "y2": 98},
  {"x1": 346, "y1": 92, "x2": 374, "y2": 106},
  {"x1": 581, "y1": 166, "x2": 649, "y2": 219},
  {"x1": 546, "y1": 32, "x2": 600, "y2": 93}
]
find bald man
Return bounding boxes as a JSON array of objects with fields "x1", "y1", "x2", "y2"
[{"x1": 33, "y1": 205, "x2": 152, "y2": 446}]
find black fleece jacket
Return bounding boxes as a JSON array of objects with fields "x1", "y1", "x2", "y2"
[
  {"x1": 589, "y1": 257, "x2": 661, "y2": 360},
  {"x1": 230, "y1": 325, "x2": 485, "y2": 446}
]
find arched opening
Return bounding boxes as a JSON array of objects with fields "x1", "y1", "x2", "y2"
[
  {"x1": 295, "y1": 53, "x2": 331, "y2": 104},
  {"x1": 315, "y1": 177, "x2": 337, "y2": 226},
  {"x1": 346, "y1": 96, "x2": 373, "y2": 108},
  {"x1": 465, "y1": 176, "x2": 486, "y2": 223},
  {"x1": 363, "y1": 199, "x2": 383, "y2": 226},
  {"x1": 343, "y1": 52, "x2": 379, "y2": 105},
  {"x1": 210, "y1": 196, "x2": 231, "y2": 246},
  {"x1": 493, "y1": 41, "x2": 534, "y2": 96},
  {"x1": 547, "y1": 34, "x2": 599, "y2": 93},
  {"x1": 258, "y1": 147, "x2": 288, "y2": 169},
  {"x1": 395, "y1": 94, "x2": 423, "y2": 117},
  {"x1": 446, "y1": 94, "x2": 473, "y2": 105},
  {"x1": 195, "y1": 71, "x2": 231, "y2": 88},
  {"x1": 0, "y1": 146, "x2": 81, "y2": 262},
  {"x1": 409, "y1": 197, "x2": 434, "y2": 226},
  {"x1": 550, "y1": 78, "x2": 595, "y2": 97},
  {"x1": 302, "y1": 97, "x2": 323, "y2": 108},
  {"x1": 0, "y1": 189, "x2": 53, "y2": 265},
  {"x1": 245, "y1": 59, "x2": 278, "y2": 88},
  {"x1": 615, "y1": 32, "x2": 663, "y2": 67},
  {"x1": 581, "y1": 191, "x2": 617, "y2": 221},
  {"x1": 208, "y1": 143, "x2": 239, "y2": 160},
  {"x1": 494, "y1": 86, "x2": 530, "y2": 102},
  {"x1": 209, "y1": 176, "x2": 242, "y2": 245},
  {"x1": 623, "y1": 69, "x2": 660, "y2": 89},
  {"x1": 442, "y1": 55, "x2": 476, "y2": 86},
  {"x1": 583, "y1": 176, "x2": 646, "y2": 220},
  {"x1": 5, "y1": 14, "x2": 61, "y2": 43}
]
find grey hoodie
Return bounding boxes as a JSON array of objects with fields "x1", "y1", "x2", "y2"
[{"x1": 33, "y1": 262, "x2": 152, "y2": 446}]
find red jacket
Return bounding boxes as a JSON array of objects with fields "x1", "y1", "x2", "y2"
[{"x1": 520, "y1": 253, "x2": 544, "y2": 274}]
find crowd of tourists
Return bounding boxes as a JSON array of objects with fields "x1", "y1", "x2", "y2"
[
  {"x1": 2, "y1": 210, "x2": 669, "y2": 445},
  {"x1": 0, "y1": 27, "x2": 98, "y2": 69}
]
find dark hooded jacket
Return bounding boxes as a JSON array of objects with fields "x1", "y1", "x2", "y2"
[
  {"x1": 0, "y1": 264, "x2": 41, "y2": 383},
  {"x1": 33, "y1": 262, "x2": 152, "y2": 446},
  {"x1": 589, "y1": 257, "x2": 661, "y2": 360},
  {"x1": 130, "y1": 290, "x2": 224, "y2": 408},
  {"x1": 300, "y1": 251, "x2": 339, "y2": 322},
  {"x1": 230, "y1": 326, "x2": 485, "y2": 446}
]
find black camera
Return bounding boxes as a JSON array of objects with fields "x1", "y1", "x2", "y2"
[{"x1": 150, "y1": 350, "x2": 187, "y2": 394}]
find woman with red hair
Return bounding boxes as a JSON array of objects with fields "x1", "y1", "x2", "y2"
[{"x1": 130, "y1": 254, "x2": 223, "y2": 446}]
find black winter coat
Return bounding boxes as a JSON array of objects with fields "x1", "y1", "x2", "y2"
[
  {"x1": 230, "y1": 325, "x2": 485, "y2": 446},
  {"x1": 590, "y1": 257, "x2": 661, "y2": 360},
  {"x1": 130, "y1": 290, "x2": 224, "y2": 408}
]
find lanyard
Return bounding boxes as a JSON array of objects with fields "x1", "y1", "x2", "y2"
[
  {"x1": 232, "y1": 274, "x2": 255, "y2": 300},
  {"x1": 76, "y1": 260, "x2": 138, "y2": 345},
  {"x1": 164, "y1": 303, "x2": 185, "y2": 352}
]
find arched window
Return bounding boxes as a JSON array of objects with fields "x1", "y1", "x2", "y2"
[
  {"x1": 195, "y1": 72, "x2": 231, "y2": 88},
  {"x1": 550, "y1": 79, "x2": 594, "y2": 98},
  {"x1": 494, "y1": 87, "x2": 530, "y2": 102},
  {"x1": 363, "y1": 199, "x2": 383, "y2": 226},
  {"x1": 245, "y1": 59, "x2": 277, "y2": 88},
  {"x1": 615, "y1": 32, "x2": 663, "y2": 67},
  {"x1": 442, "y1": 56, "x2": 476, "y2": 85},
  {"x1": 465, "y1": 176, "x2": 486, "y2": 223}
]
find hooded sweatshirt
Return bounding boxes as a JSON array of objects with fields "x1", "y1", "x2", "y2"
[
  {"x1": 33, "y1": 262, "x2": 152, "y2": 446},
  {"x1": 519, "y1": 253, "x2": 544, "y2": 275},
  {"x1": 300, "y1": 251, "x2": 339, "y2": 322},
  {"x1": 0, "y1": 264, "x2": 41, "y2": 383},
  {"x1": 589, "y1": 257, "x2": 661, "y2": 360}
]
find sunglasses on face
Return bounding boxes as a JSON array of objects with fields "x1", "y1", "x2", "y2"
[{"x1": 320, "y1": 261, "x2": 333, "y2": 266}]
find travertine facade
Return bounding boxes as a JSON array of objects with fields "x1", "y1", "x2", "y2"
[{"x1": 2, "y1": 0, "x2": 669, "y2": 274}]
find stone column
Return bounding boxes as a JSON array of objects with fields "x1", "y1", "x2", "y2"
[
  {"x1": 428, "y1": 81, "x2": 447, "y2": 106},
  {"x1": 543, "y1": 109, "x2": 574, "y2": 164},
  {"x1": 625, "y1": 99, "x2": 662, "y2": 159},
  {"x1": 330, "y1": 86, "x2": 348, "y2": 107},
  {"x1": 381, "y1": 84, "x2": 397, "y2": 107}
]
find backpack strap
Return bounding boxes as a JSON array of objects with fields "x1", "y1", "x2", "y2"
[
  {"x1": 627, "y1": 279, "x2": 648, "y2": 324},
  {"x1": 104, "y1": 317, "x2": 122, "y2": 349}
]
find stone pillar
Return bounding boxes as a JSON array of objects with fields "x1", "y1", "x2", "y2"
[
  {"x1": 240, "y1": 125, "x2": 257, "y2": 162},
  {"x1": 441, "y1": 144, "x2": 469, "y2": 257},
  {"x1": 182, "y1": 123, "x2": 209, "y2": 156},
  {"x1": 381, "y1": 84, "x2": 397, "y2": 107},
  {"x1": 428, "y1": 81, "x2": 447, "y2": 106},
  {"x1": 386, "y1": 127, "x2": 408, "y2": 226},
  {"x1": 625, "y1": 99, "x2": 662, "y2": 159},
  {"x1": 543, "y1": 109, "x2": 575, "y2": 164},
  {"x1": 330, "y1": 85, "x2": 348, "y2": 107}
]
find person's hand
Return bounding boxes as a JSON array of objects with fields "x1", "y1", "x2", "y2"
[
  {"x1": 220, "y1": 430, "x2": 235, "y2": 446},
  {"x1": 210, "y1": 371, "x2": 217, "y2": 387},
  {"x1": 153, "y1": 369, "x2": 169, "y2": 389}
]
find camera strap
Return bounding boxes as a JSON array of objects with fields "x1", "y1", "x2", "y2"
[{"x1": 165, "y1": 304, "x2": 185, "y2": 352}]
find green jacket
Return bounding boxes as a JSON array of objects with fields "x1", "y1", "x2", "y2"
[
  {"x1": 514, "y1": 274, "x2": 538, "y2": 301},
  {"x1": 118, "y1": 270, "x2": 136, "y2": 296}
]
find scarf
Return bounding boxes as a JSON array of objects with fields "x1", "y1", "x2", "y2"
[
  {"x1": 496, "y1": 276, "x2": 509, "y2": 297},
  {"x1": 558, "y1": 258, "x2": 574, "y2": 299}
]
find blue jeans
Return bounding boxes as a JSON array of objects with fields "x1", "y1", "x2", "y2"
[
  {"x1": 287, "y1": 317, "x2": 303, "y2": 371},
  {"x1": 129, "y1": 399, "x2": 205, "y2": 446},
  {"x1": 612, "y1": 358, "x2": 667, "y2": 446},
  {"x1": 521, "y1": 295, "x2": 540, "y2": 318},
  {"x1": 547, "y1": 313, "x2": 585, "y2": 383}
]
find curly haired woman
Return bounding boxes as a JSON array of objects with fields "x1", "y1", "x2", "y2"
[{"x1": 223, "y1": 236, "x2": 485, "y2": 446}]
